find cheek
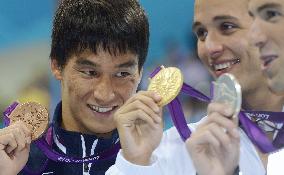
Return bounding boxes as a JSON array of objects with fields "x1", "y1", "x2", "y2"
[
  {"x1": 65, "y1": 75, "x2": 92, "y2": 99},
  {"x1": 118, "y1": 78, "x2": 139, "y2": 100},
  {"x1": 197, "y1": 43, "x2": 207, "y2": 64},
  {"x1": 274, "y1": 27, "x2": 284, "y2": 49},
  {"x1": 231, "y1": 37, "x2": 251, "y2": 60}
]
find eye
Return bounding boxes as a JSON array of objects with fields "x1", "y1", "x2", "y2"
[
  {"x1": 79, "y1": 70, "x2": 98, "y2": 77},
  {"x1": 264, "y1": 9, "x2": 282, "y2": 20},
  {"x1": 115, "y1": 71, "x2": 131, "y2": 78},
  {"x1": 195, "y1": 28, "x2": 208, "y2": 41},
  {"x1": 220, "y1": 22, "x2": 238, "y2": 33}
]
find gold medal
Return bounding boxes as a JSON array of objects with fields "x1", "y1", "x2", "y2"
[
  {"x1": 9, "y1": 102, "x2": 49, "y2": 140},
  {"x1": 148, "y1": 66, "x2": 183, "y2": 106}
]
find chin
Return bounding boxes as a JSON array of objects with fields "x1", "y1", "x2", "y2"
[
  {"x1": 90, "y1": 122, "x2": 116, "y2": 133},
  {"x1": 269, "y1": 78, "x2": 284, "y2": 95}
]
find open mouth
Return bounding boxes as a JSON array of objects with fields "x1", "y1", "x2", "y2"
[
  {"x1": 261, "y1": 55, "x2": 278, "y2": 69},
  {"x1": 211, "y1": 58, "x2": 240, "y2": 76},
  {"x1": 87, "y1": 104, "x2": 117, "y2": 114}
]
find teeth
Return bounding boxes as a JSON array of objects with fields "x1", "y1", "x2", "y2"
[
  {"x1": 213, "y1": 59, "x2": 240, "y2": 71},
  {"x1": 89, "y1": 105, "x2": 113, "y2": 113},
  {"x1": 214, "y1": 62, "x2": 231, "y2": 70}
]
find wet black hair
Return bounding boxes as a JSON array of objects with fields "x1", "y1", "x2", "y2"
[{"x1": 50, "y1": 0, "x2": 149, "y2": 70}]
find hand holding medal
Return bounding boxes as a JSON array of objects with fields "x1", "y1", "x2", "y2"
[
  {"x1": 147, "y1": 66, "x2": 242, "y2": 141},
  {"x1": 0, "y1": 101, "x2": 48, "y2": 175},
  {"x1": 7, "y1": 102, "x2": 49, "y2": 141}
]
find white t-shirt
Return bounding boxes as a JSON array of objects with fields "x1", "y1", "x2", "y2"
[
  {"x1": 106, "y1": 122, "x2": 266, "y2": 175},
  {"x1": 266, "y1": 106, "x2": 284, "y2": 175}
]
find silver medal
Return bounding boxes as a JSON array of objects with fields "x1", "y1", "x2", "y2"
[{"x1": 212, "y1": 73, "x2": 242, "y2": 118}]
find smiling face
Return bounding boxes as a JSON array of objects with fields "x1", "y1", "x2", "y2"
[
  {"x1": 249, "y1": 0, "x2": 284, "y2": 94},
  {"x1": 193, "y1": 0, "x2": 264, "y2": 94},
  {"x1": 51, "y1": 48, "x2": 141, "y2": 135}
]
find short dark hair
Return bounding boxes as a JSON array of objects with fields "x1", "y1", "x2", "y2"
[{"x1": 50, "y1": 0, "x2": 149, "y2": 70}]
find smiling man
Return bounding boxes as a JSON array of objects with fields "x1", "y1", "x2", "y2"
[
  {"x1": 0, "y1": 0, "x2": 150, "y2": 174},
  {"x1": 106, "y1": 0, "x2": 284, "y2": 175},
  {"x1": 249, "y1": 0, "x2": 284, "y2": 95}
]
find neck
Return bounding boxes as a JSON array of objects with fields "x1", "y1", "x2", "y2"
[
  {"x1": 242, "y1": 84, "x2": 283, "y2": 111},
  {"x1": 60, "y1": 105, "x2": 113, "y2": 139},
  {"x1": 61, "y1": 119, "x2": 113, "y2": 139}
]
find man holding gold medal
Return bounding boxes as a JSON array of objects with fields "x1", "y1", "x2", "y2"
[{"x1": 107, "y1": 0, "x2": 284, "y2": 174}]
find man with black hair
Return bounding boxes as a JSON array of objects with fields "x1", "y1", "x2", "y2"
[{"x1": 0, "y1": 0, "x2": 152, "y2": 174}]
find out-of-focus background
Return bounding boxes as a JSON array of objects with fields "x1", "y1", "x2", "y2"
[{"x1": 0, "y1": 0, "x2": 212, "y2": 129}]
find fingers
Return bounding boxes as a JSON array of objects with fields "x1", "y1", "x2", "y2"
[
  {"x1": 188, "y1": 101, "x2": 240, "y2": 152},
  {"x1": 13, "y1": 128, "x2": 26, "y2": 152},
  {"x1": 201, "y1": 114, "x2": 239, "y2": 137},
  {"x1": 205, "y1": 123, "x2": 234, "y2": 151},
  {"x1": 1, "y1": 121, "x2": 32, "y2": 138},
  {"x1": 202, "y1": 102, "x2": 239, "y2": 137},
  {"x1": 187, "y1": 123, "x2": 240, "y2": 156},
  {"x1": 207, "y1": 102, "x2": 234, "y2": 118},
  {"x1": 187, "y1": 129, "x2": 220, "y2": 149},
  {"x1": 115, "y1": 91, "x2": 163, "y2": 126},
  {"x1": 121, "y1": 110, "x2": 157, "y2": 129},
  {"x1": 0, "y1": 133, "x2": 18, "y2": 154},
  {"x1": 119, "y1": 99, "x2": 161, "y2": 124},
  {"x1": 0, "y1": 122, "x2": 32, "y2": 154},
  {"x1": 123, "y1": 91, "x2": 162, "y2": 107},
  {"x1": 15, "y1": 121, "x2": 32, "y2": 138}
]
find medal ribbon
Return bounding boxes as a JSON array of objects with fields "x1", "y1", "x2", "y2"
[{"x1": 150, "y1": 66, "x2": 284, "y2": 153}]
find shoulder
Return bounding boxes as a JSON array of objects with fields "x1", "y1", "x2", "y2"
[
  {"x1": 161, "y1": 118, "x2": 203, "y2": 144},
  {"x1": 239, "y1": 129, "x2": 266, "y2": 174}
]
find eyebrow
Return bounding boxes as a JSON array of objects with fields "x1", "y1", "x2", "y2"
[
  {"x1": 116, "y1": 60, "x2": 137, "y2": 68},
  {"x1": 213, "y1": 15, "x2": 238, "y2": 21},
  {"x1": 75, "y1": 58, "x2": 137, "y2": 68},
  {"x1": 192, "y1": 15, "x2": 238, "y2": 31},
  {"x1": 75, "y1": 58, "x2": 97, "y2": 67},
  {"x1": 192, "y1": 21, "x2": 202, "y2": 32},
  {"x1": 257, "y1": 3, "x2": 282, "y2": 12}
]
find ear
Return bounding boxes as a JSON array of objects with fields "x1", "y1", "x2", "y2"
[
  {"x1": 50, "y1": 59, "x2": 63, "y2": 80},
  {"x1": 138, "y1": 67, "x2": 143, "y2": 83}
]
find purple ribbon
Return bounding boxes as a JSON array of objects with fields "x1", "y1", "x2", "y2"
[
  {"x1": 150, "y1": 66, "x2": 284, "y2": 153},
  {"x1": 168, "y1": 98, "x2": 191, "y2": 141},
  {"x1": 3, "y1": 102, "x2": 120, "y2": 174},
  {"x1": 181, "y1": 83, "x2": 211, "y2": 102},
  {"x1": 238, "y1": 112, "x2": 277, "y2": 153},
  {"x1": 34, "y1": 137, "x2": 120, "y2": 163},
  {"x1": 244, "y1": 111, "x2": 284, "y2": 123},
  {"x1": 3, "y1": 101, "x2": 19, "y2": 126}
]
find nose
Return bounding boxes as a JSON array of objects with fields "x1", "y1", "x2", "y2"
[
  {"x1": 249, "y1": 19, "x2": 267, "y2": 49},
  {"x1": 205, "y1": 32, "x2": 224, "y2": 59},
  {"x1": 93, "y1": 76, "x2": 115, "y2": 104}
]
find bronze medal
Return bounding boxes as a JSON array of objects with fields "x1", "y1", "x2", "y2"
[
  {"x1": 148, "y1": 66, "x2": 183, "y2": 106},
  {"x1": 8, "y1": 102, "x2": 49, "y2": 140}
]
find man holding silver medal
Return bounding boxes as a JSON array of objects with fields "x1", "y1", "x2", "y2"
[
  {"x1": 107, "y1": 0, "x2": 284, "y2": 175},
  {"x1": 0, "y1": 0, "x2": 151, "y2": 174}
]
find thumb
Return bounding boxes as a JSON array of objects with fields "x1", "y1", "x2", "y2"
[{"x1": 0, "y1": 148, "x2": 10, "y2": 162}]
